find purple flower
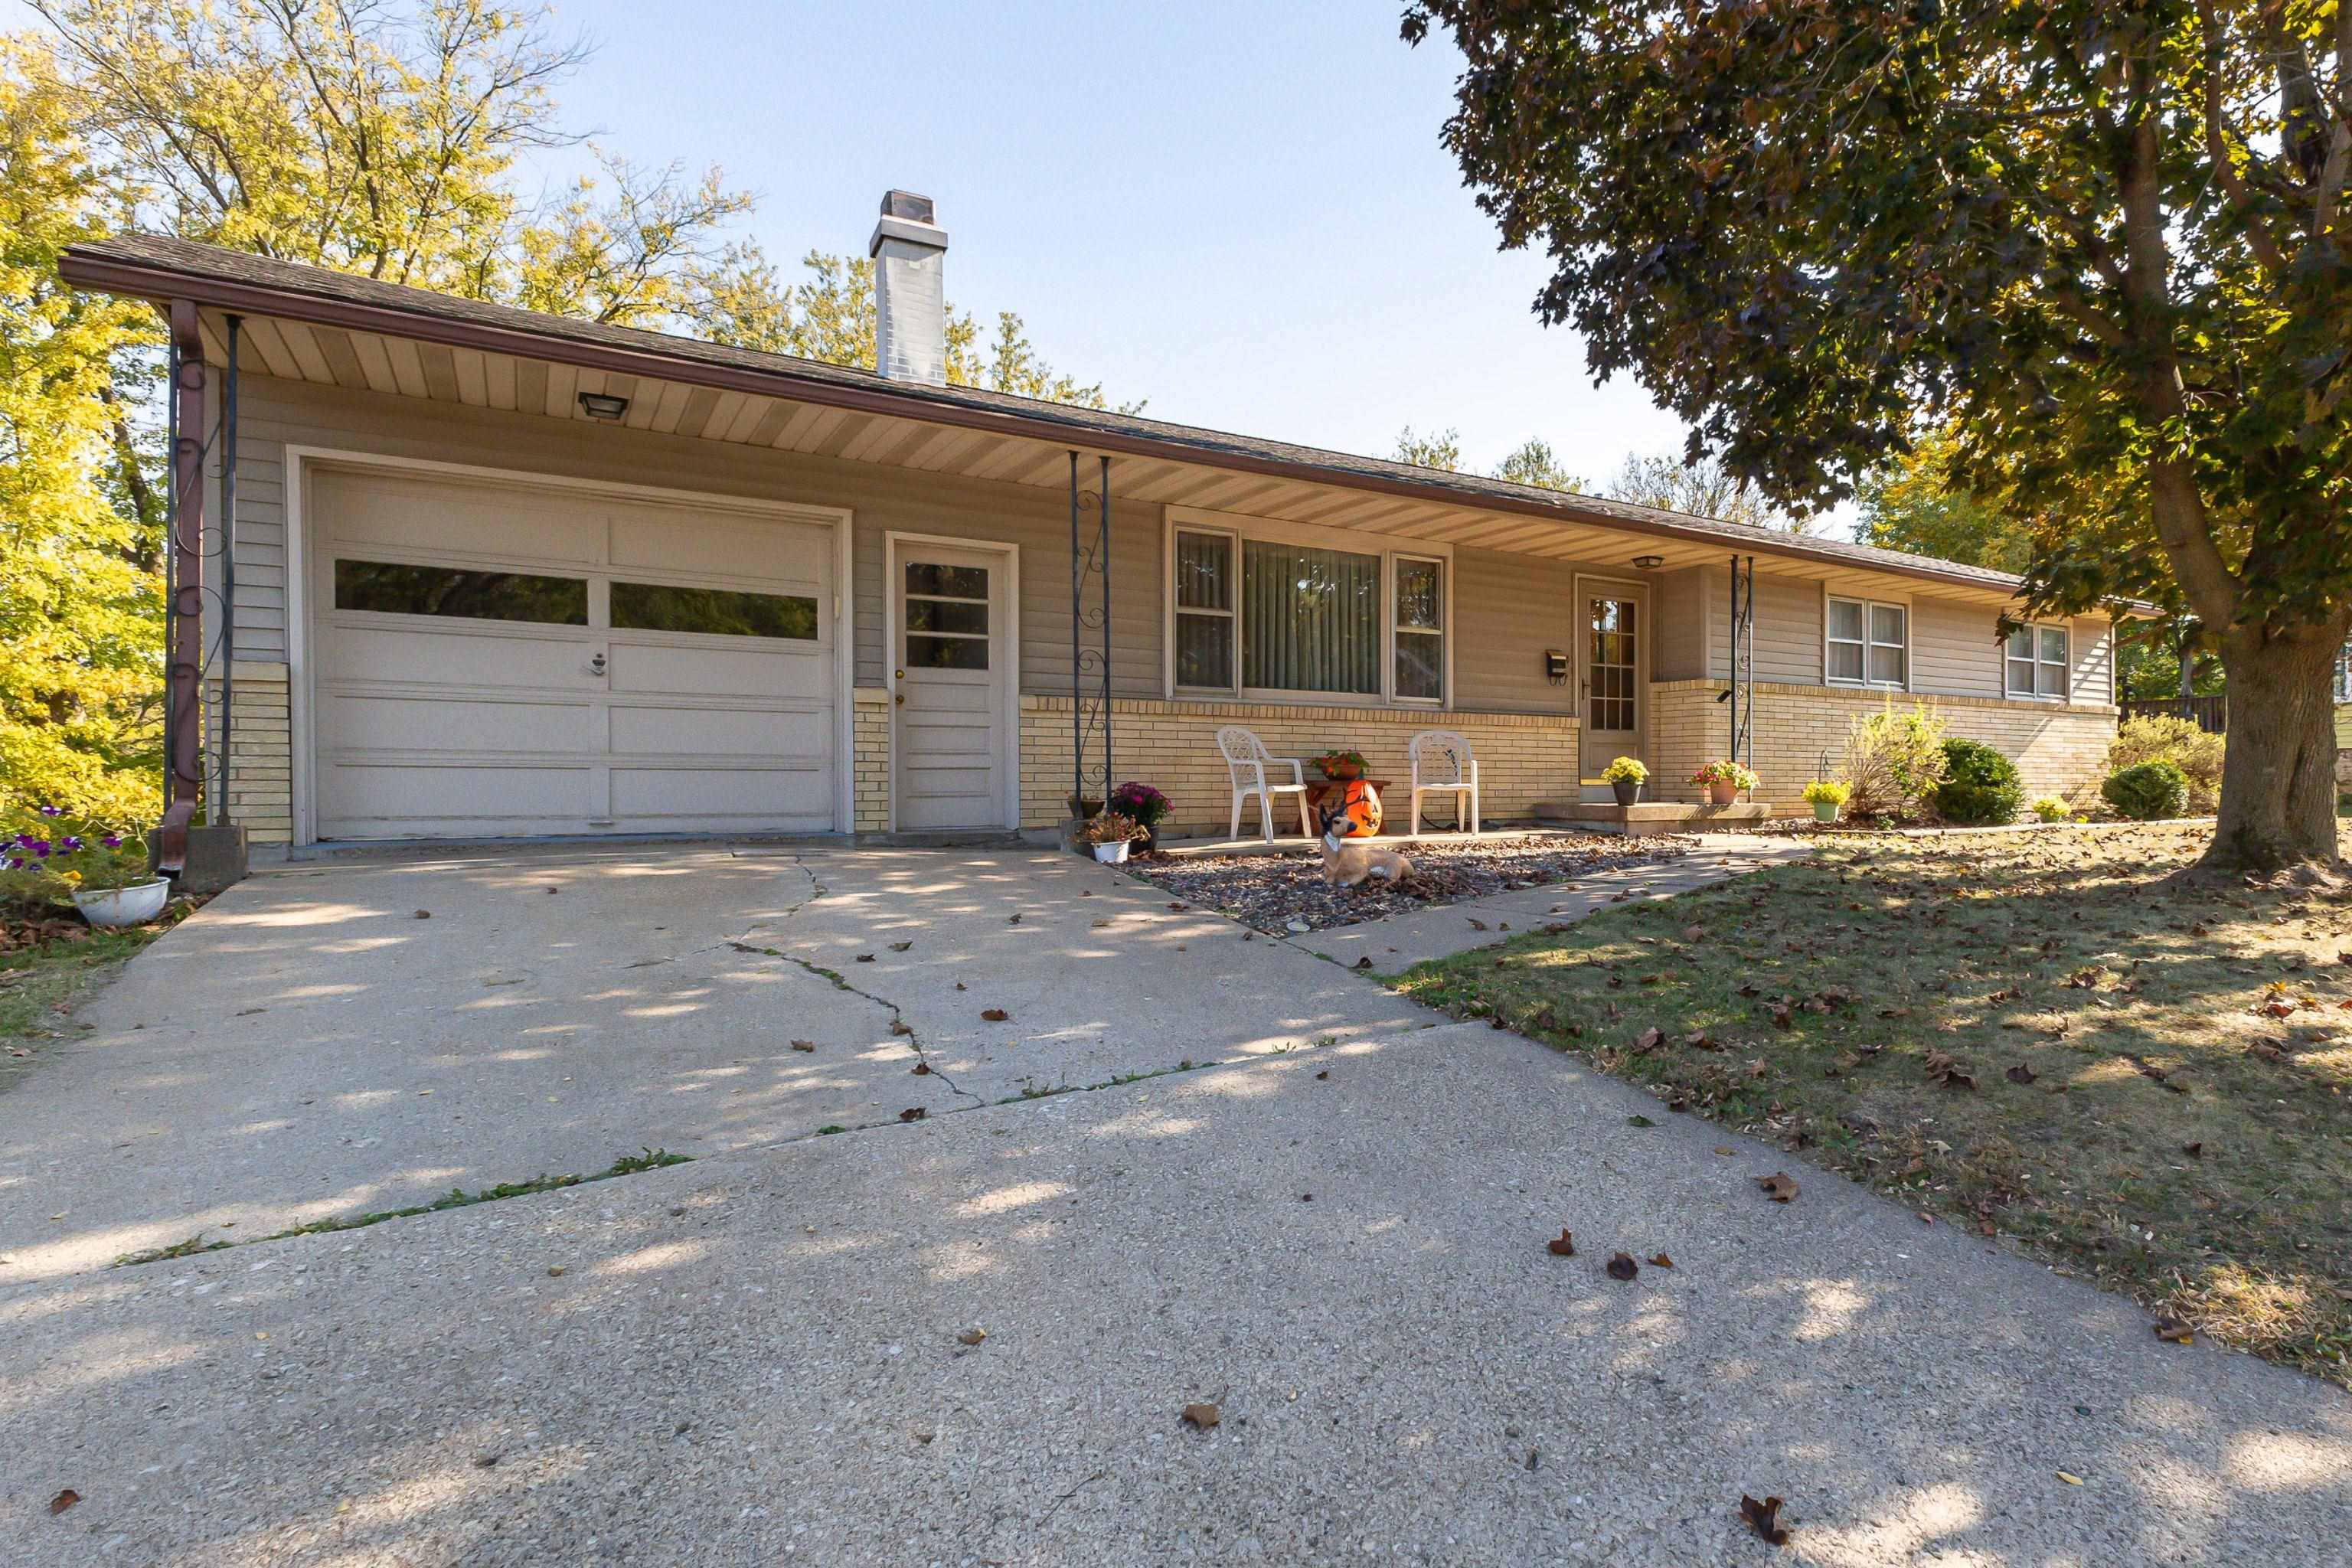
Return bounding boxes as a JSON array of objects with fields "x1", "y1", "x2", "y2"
[
  {"x1": 38, "y1": 805, "x2": 63, "y2": 817},
  {"x1": 102, "y1": 834, "x2": 122, "y2": 848},
  {"x1": 60, "y1": 835, "x2": 83, "y2": 852},
  {"x1": 12, "y1": 833, "x2": 34, "y2": 850},
  {"x1": 30, "y1": 841, "x2": 51, "y2": 858},
  {"x1": 4, "y1": 858, "x2": 21, "y2": 871}
]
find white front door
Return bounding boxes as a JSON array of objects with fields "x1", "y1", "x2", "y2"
[
  {"x1": 892, "y1": 543, "x2": 1011, "y2": 829},
  {"x1": 309, "y1": 464, "x2": 839, "y2": 839},
  {"x1": 1576, "y1": 579, "x2": 1648, "y2": 802}
]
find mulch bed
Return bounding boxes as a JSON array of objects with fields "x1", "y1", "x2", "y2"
[{"x1": 1132, "y1": 833, "x2": 1694, "y2": 933}]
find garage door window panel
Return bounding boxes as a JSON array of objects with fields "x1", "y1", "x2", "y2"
[
  {"x1": 335, "y1": 559, "x2": 587, "y2": 626},
  {"x1": 610, "y1": 580, "x2": 818, "y2": 640}
]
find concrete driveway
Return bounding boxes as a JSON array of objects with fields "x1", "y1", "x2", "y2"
[
  {"x1": 1, "y1": 843, "x2": 1433, "y2": 1280},
  {"x1": 2, "y1": 841, "x2": 2347, "y2": 1565}
]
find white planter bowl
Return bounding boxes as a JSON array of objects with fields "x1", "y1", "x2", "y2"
[
  {"x1": 1092, "y1": 841, "x2": 1132, "y2": 864},
  {"x1": 73, "y1": 878, "x2": 171, "y2": 929}
]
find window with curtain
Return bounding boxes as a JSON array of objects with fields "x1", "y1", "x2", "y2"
[
  {"x1": 1827, "y1": 596, "x2": 1907, "y2": 688},
  {"x1": 1393, "y1": 555, "x2": 1444, "y2": 702},
  {"x1": 1242, "y1": 540, "x2": 1383, "y2": 694},
  {"x1": 1172, "y1": 525, "x2": 1439, "y2": 701},
  {"x1": 2007, "y1": 624, "x2": 2069, "y2": 699},
  {"x1": 1172, "y1": 530, "x2": 1234, "y2": 690}
]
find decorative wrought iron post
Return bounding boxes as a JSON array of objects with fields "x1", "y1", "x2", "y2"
[
  {"x1": 158, "y1": 301, "x2": 209, "y2": 872},
  {"x1": 217, "y1": 315, "x2": 240, "y2": 824},
  {"x1": 1726, "y1": 554, "x2": 1756, "y2": 770},
  {"x1": 1069, "y1": 452, "x2": 1113, "y2": 810}
]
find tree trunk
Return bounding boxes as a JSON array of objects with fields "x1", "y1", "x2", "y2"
[{"x1": 2207, "y1": 622, "x2": 2347, "y2": 870}]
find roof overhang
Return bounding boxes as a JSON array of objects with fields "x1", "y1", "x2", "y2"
[{"x1": 63, "y1": 236, "x2": 2129, "y2": 613}]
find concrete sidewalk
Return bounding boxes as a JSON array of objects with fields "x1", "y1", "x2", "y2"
[
  {"x1": 1285, "y1": 833, "x2": 1811, "y2": 972},
  {"x1": 7, "y1": 1017, "x2": 2344, "y2": 1566}
]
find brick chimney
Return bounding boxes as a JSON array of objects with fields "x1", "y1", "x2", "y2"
[{"x1": 869, "y1": 191, "x2": 948, "y2": 385}]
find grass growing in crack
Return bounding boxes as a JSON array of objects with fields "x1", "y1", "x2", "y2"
[
  {"x1": 1393, "y1": 824, "x2": 2352, "y2": 1387},
  {"x1": 111, "y1": 1148, "x2": 692, "y2": 1266}
]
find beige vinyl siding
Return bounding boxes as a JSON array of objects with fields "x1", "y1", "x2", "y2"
[
  {"x1": 1706, "y1": 568, "x2": 1820, "y2": 683},
  {"x1": 1449, "y1": 547, "x2": 1576, "y2": 715},
  {"x1": 2070, "y1": 616, "x2": 2115, "y2": 705},
  {"x1": 216, "y1": 375, "x2": 1164, "y2": 697},
  {"x1": 1654, "y1": 566, "x2": 1709, "y2": 681},
  {"x1": 1909, "y1": 595, "x2": 2004, "y2": 698}
]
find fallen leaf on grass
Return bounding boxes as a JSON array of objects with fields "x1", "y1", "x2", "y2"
[
  {"x1": 981, "y1": 1008, "x2": 1010, "y2": 1022},
  {"x1": 2181, "y1": 1141, "x2": 2202, "y2": 1158},
  {"x1": 1924, "y1": 1051, "x2": 1977, "y2": 1089},
  {"x1": 2152, "y1": 1318, "x2": 2194, "y2": 1344},
  {"x1": 1633, "y1": 1026, "x2": 1664, "y2": 1053},
  {"x1": 2005, "y1": 1063, "x2": 2038, "y2": 1085},
  {"x1": 1740, "y1": 1494, "x2": 1788, "y2": 1546},
  {"x1": 1756, "y1": 1172, "x2": 1800, "y2": 1203},
  {"x1": 1606, "y1": 1252, "x2": 1639, "y2": 1280},
  {"x1": 48, "y1": 1488, "x2": 79, "y2": 1516},
  {"x1": 899, "y1": 1107, "x2": 927, "y2": 1122},
  {"x1": 1547, "y1": 1229, "x2": 1576, "y2": 1256},
  {"x1": 1180, "y1": 1403, "x2": 1220, "y2": 1429}
]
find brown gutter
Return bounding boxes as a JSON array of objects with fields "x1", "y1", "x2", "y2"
[{"x1": 62, "y1": 246, "x2": 2063, "y2": 603}]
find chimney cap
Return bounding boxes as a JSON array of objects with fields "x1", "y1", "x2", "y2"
[
  {"x1": 879, "y1": 189, "x2": 936, "y2": 224},
  {"x1": 870, "y1": 190, "x2": 948, "y2": 258}
]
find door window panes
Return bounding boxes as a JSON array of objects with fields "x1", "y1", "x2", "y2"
[
  {"x1": 1588, "y1": 598, "x2": 1637, "y2": 732},
  {"x1": 904, "y1": 560, "x2": 990, "y2": 671}
]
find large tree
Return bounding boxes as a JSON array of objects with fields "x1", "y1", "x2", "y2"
[{"x1": 1406, "y1": 2, "x2": 2352, "y2": 867}]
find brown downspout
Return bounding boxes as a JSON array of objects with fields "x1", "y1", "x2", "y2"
[{"x1": 158, "y1": 300, "x2": 207, "y2": 873}]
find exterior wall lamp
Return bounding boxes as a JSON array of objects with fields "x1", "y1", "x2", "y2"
[{"x1": 577, "y1": 391, "x2": 630, "y2": 421}]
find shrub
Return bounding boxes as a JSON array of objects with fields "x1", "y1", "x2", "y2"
[
  {"x1": 1840, "y1": 701, "x2": 1948, "y2": 818},
  {"x1": 2102, "y1": 760, "x2": 2190, "y2": 821},
  {"x1": 2105, "y1": 715, "x2": 2222, "y2": 812},
  {"x1": 1931, "y1": 738, "x2": 2024, "y2": 825}
]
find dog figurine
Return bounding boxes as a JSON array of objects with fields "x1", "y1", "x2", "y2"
[{"x1": 1318, "y1": 802, "x2": 1413, "y2": 888}]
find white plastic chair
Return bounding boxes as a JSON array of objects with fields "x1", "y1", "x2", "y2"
[
  {"x1": 1408, "y1": 729, "x2": 1480, "y2": 835},
  {"x1": 1216, "y1": 726, "x2": 1314, "y2": 842}
]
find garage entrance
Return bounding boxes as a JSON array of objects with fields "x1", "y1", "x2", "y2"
[{"x1": 305, "y1": 462, "x2": 843, "y2": 839}]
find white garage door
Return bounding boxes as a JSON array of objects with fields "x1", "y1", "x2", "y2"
[{"x1": 309, "y1": 466, "x2": 838, "y2": 840}]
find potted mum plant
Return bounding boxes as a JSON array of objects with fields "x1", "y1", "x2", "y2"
[
  {"x1": 1690, "y1": 759, "x2": 1759, "y2": 807},
  {"x1": 5, "y1": 808, "x2": 168, "y2": 929},
  {"x1": 1312, "y1": 750, "x2": 1368, "y2": 782},
  {"x1": 1106, "y1": 782, "x2": 1173, "y2": 853},
  {"x1": 1078, "y1": 810, "x2": 1144, "y2": 864},
  {"x1": 1599, "y1": 756, "x2": 1648, "y2": 807},
  {"x1": 1800, "y1": 779, "x2": 1849, "y2": 824}
]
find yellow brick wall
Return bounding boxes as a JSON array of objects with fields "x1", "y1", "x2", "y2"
[
  {"x1": 1648, "y1": 679, "x2": 2118, "y2": 805},
  {"x1": 1017, "y1": 697, "x2": 1582, "y2": 835},
  {"x1": 852, "y1": 688, "x2": 892, "y2": 832},
  {"x1": 208, "y1": 662, "x2": 293, "y2": 845}
]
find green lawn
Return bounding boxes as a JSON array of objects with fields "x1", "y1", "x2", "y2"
[
  {"x1": 1393, "y1": 824, "x2": 2352, "y2": 1385},
  {"x1": 1, "y1": 920, "x2": 170, "y2": 1074}
]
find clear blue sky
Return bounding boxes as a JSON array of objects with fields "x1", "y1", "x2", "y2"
[{"x1": 525, "y1": 0, "x2": 1694, "y2": 487}]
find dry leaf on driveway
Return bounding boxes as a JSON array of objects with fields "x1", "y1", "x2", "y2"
[
  {"x1": 48, "y1": 1488, "x2": 80, "y2": 1515},
  {"x1": 1756, "y1": 1171, "x2": 1800, "y2": 1203},
  {"x1": 1546, "y1": 1228, "x2": 1576, "y2": 1256},
  {"x1": 1180, "y1": 1402, "x2": 1220, "y2": 1429},
  {"x1": 1740, "y1": 1493, "x2": 1789, "y2": 1546},
  {"x1": 899, "y1": 1107, "x2": 926, "y2": 1122},
  {"x1": 981, "y1": 1008, "x2": 1010, "y2": 1022},
  {"x1": 1605, "y1": 1252, "x2": 1639, "y2": 1280}
]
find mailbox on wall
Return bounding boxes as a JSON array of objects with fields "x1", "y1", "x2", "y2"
[{"x1": 1545, "y1": 648, "x2": 1570, "y2": 684}]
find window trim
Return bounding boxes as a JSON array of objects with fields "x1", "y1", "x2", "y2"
[
  {"x1": 1162, "y1": 507, "x2": 1452, "y2": 708},
  {"x1": 2334, "y1": 642, "x2": 2351, "y2": 704},
  {"x1": 2006, "y1": 620, "x2": 2072, "y2": 702},
  {"x1": 1822, "y1": 592, "x2": 1911, "y2": 692}
]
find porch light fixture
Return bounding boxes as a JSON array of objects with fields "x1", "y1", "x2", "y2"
[
  {"x1": 1631, "y1": 554, "x2": 1664, "y2": 570},
  {"x1": 577, "y1": 391, "x2": 630, "y2": 421}
]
